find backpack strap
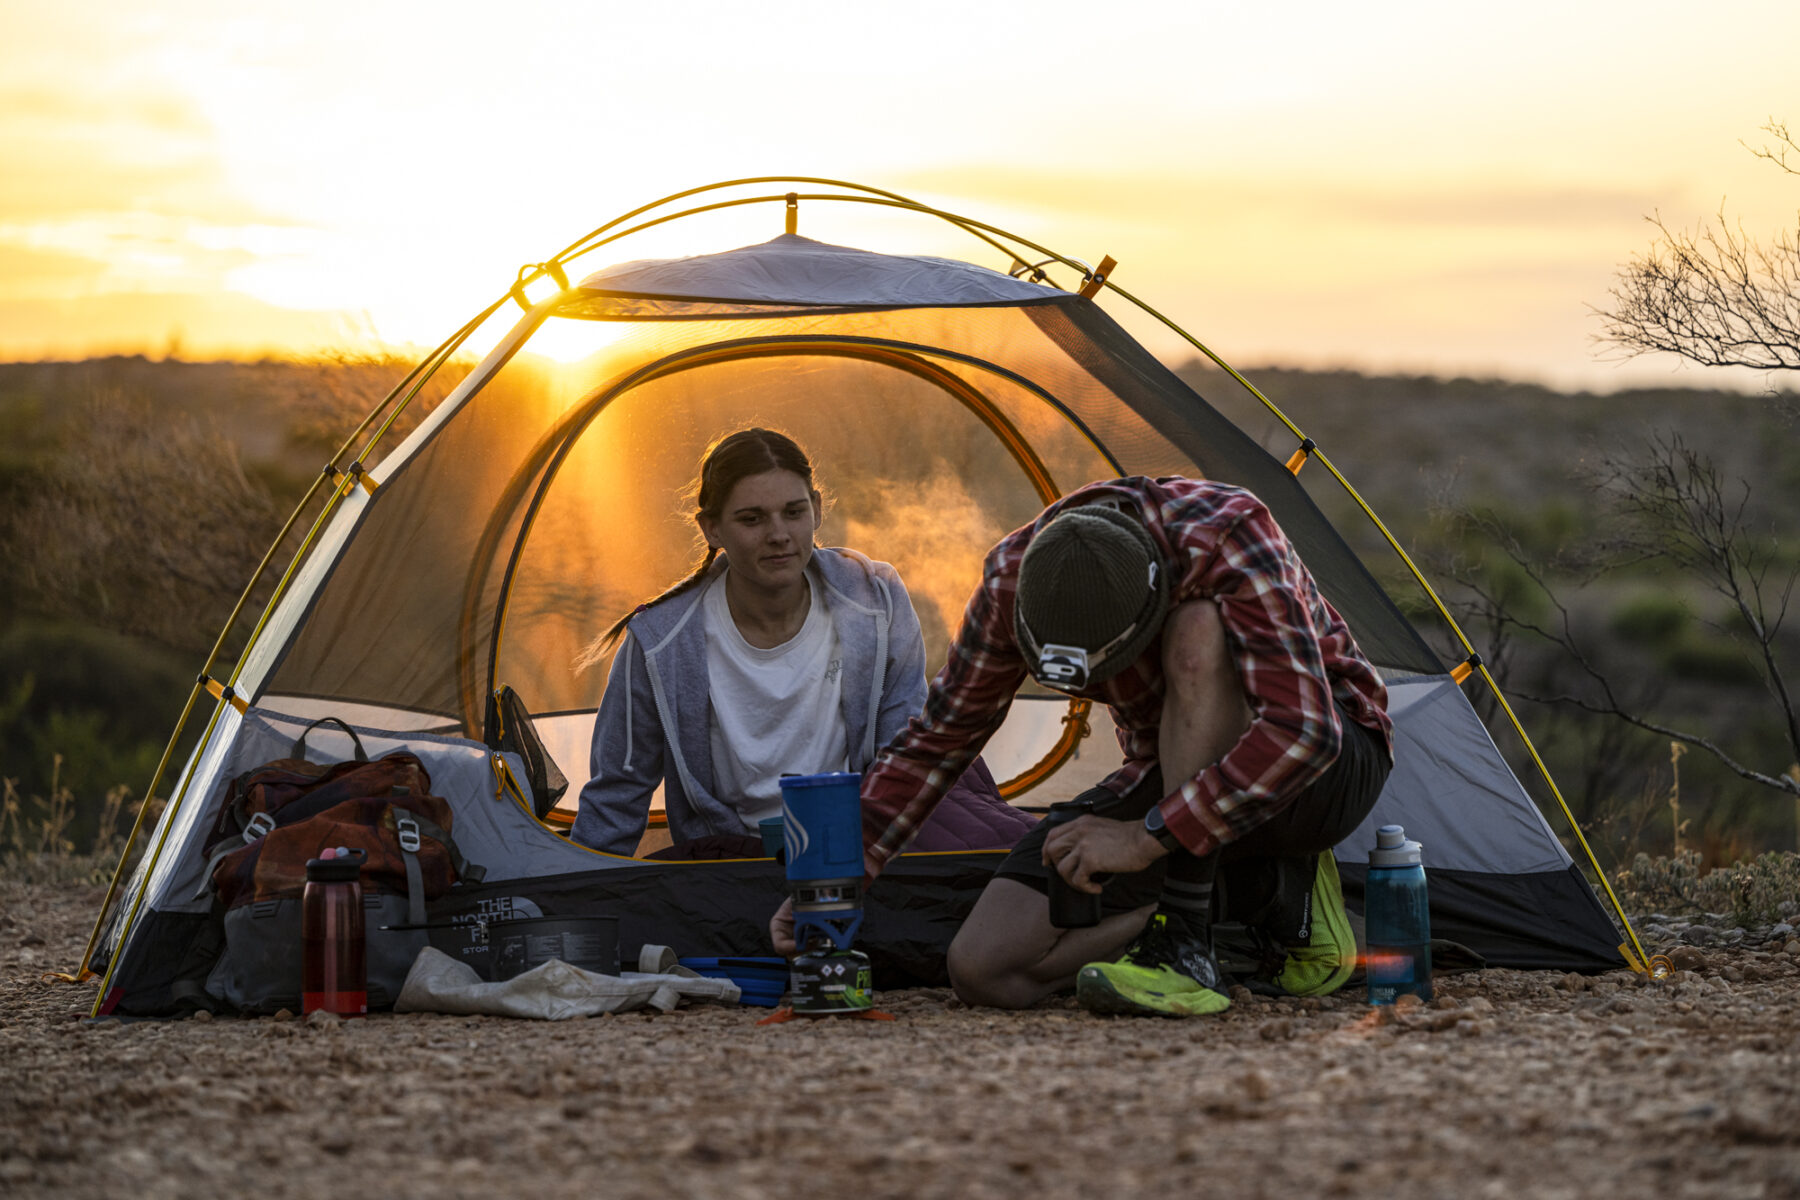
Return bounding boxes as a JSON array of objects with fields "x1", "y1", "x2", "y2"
[
  {"x1": 394, "y1": 813, "x2": 428, "y2": 926},
  {"x1": 401, "y1": 808, "x2": 487, "y2": 884},
  {"x1": 390, "y1": 804, "x2": 488, "y2": 925},
  {"x1": 291, "y1": 716, "x2": 369, "y2": 763}
]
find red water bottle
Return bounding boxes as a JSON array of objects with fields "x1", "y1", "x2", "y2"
[{"x1": 302, "y1": 846, "x2": 368, "y2": 1016}]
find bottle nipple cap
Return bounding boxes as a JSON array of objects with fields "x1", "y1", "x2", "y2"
[{"x1": 1376, "y1": 824, "x2": 1406, "y2": 849}]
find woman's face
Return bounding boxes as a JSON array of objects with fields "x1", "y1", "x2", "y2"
[{"x1": 698, "y1": 468, "x2": 822, "y2": 594}]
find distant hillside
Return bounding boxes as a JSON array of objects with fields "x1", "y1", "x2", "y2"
[{"x1": 1175, "y1": 363, "x2": 1799, "y2": 544}]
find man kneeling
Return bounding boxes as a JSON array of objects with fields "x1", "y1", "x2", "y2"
[{"x1": 777, "y1": 475, "x2": 1393, "y2": 1015}]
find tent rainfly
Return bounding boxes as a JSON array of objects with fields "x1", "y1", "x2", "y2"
[{"x1": 72, "y1": 179, "x2": 1645, "y2": 1015}]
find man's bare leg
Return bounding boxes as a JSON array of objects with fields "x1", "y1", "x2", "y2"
[
  {"x1": 946, "y1": 601, "x2": 1252, "y2": 1009},
  {"x1": 1157, "y1": 599, "x2": 1253, "y2": 785},
  {"x1": 947, "y1": 879, "x2": 1153, "y2": 1009}
]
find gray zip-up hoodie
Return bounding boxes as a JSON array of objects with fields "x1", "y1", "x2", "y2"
[{"x1": 571, "y1": 547, "x2": 928, "y2": 855}]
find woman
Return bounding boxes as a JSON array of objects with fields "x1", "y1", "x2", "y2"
[{"x1": 571, "y1": 427, "x2": 1033, "y2": 857}]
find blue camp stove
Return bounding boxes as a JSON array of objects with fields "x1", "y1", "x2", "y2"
[{"x1": 777, "y1": 772, "x2": 876, "y2": 1015}]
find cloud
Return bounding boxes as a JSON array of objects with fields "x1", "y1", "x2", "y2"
[
  {"x1": 901, "y1": 165, "x2": 1672, "y2": 236},
  {"x1": 0, "y1": 290, "x2": 357, "y2": 361}
]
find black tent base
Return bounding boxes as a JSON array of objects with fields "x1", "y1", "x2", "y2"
[
  {"x1": 102, "y1": 853, "x2": 1623, "y2": 1016},
  {"x1": 1338, "y1": 861, "x2": 1625, "y2": 973}
]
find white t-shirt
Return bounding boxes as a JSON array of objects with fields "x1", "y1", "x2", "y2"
[{"x1": 702, "y1": 567, "x2": 848, "y2": 829}]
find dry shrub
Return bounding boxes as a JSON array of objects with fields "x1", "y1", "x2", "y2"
[
  {"x1": 1614, "y1": 849, "x2": 1800, "y2": 926},
  {"x1": 6, "y1": 388, "x2": 284, "y2": 654}
]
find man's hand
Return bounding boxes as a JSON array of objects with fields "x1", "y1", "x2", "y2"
[
  {"x1": 769, "y1": 896, "x2": 797, "y2": 958},
  {"x1": 1043, "y1": 814, "x2": 1168, "y2": 894}
]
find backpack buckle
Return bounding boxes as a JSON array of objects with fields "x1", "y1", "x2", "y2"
[
  {"x1": 242, "y1": 811, "x2": 275, "y2": 844},
  {"x1": 395, "y1": 814, "x2": 422, "y2": 854}
]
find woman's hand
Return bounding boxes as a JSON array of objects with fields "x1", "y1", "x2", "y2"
[
  {"x1": 769, "y1": 896, "x2": 797, "y2": 958},
  {"x1": 1043, "y1": 815, "x2": 1167, "y2": 893}
]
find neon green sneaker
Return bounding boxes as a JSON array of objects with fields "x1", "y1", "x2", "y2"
[
  {"x1": 1270, "y1": 850, "x2": 1357, "y2": 997},
  {"x1": 1075, "y1": 913, "x2": 1231, "y2": 1017}
]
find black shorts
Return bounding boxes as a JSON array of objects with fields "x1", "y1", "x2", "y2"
[{"x1": 995, "y1": 705, "x2": 1390, "y2": 918}]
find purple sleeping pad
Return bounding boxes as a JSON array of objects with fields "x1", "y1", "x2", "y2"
[{"x1": 904, "y1": 758, "x2": 1040, "y2": 852}]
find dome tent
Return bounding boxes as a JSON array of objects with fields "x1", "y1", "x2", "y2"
[{"x1": 76, "y1": 179, "x2": 1640, "y2": 1014}]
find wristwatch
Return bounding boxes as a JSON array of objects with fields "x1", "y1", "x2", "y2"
[{"x1": 1143, "y1": 804, "x2": 1183, "y2": 854}]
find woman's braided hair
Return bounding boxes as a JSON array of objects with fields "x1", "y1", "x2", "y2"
[{"x1": 578, "y1": 427, "x2": 816, "y2": 665}]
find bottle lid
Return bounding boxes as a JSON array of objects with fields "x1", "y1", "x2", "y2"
[
  {"x1": 1369, "y1": 823, "x2": 1423, "y2": 867},
  {"x1": 306, "y1": 846, "x2": 367, "y2": 881}
]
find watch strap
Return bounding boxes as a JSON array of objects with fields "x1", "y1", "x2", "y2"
[{"x1": 1143, "y1": 805, "x2": 1183, "y2": 854}]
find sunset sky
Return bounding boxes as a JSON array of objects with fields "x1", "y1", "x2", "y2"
[{"x1": 5, "y1": 0, "x2": 1798, "y2": 390}]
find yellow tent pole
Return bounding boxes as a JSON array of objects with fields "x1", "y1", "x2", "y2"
[
  {"x1": 1474, "y1": 662, "x2": 1654, "y2": 971},
  {"x1": 73, "y1": 308, "x2": 496, "y2": 996},
  {"x1": 67, "y1": 459, "x2": 345, "y2": 983},
  {"x1": 1302, "y1": 446, "x2": 1646, "y2": 963}
]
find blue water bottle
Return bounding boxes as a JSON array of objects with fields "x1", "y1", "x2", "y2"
[{"x1": 1365, "y1": 824, "x2": 1432, "y2": 1005}]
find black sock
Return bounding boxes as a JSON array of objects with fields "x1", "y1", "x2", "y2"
[{"x1": 1159, "y1": 852, "x2": 1218, "y2": 932}]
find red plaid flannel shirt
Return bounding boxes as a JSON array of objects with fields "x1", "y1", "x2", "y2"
[{"x1": 861, "y1": 476, "x2": 1393, "y2": 875}]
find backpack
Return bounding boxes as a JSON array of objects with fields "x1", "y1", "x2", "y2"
[{"x1": 172, "y1": 717, "x2": 486, "y2": 1014}]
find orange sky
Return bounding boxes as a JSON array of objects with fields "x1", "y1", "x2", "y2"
[{"x1": 5, "y1": 1, "x2": 1799, "y2": 390}]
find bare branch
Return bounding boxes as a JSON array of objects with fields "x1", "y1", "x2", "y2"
[
  {"x1": 1742, "y1": 119, "x2": 1800, "y2": 177},
  {"x1": 1597, "y1": 120, "x2": 1800, "y2": 371},
  {"x1": 1512, "y1": 689, "x2": 1800, "y2": 795}
]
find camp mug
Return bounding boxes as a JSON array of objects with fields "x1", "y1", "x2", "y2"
[
  {"x1": 758, "y1": 816, "x2": 785, "y2": 859},
  {"x1": 1043, "y1": 799, "x2": 1103, "y2": 929},
  {"x1": 302, "y1": 847, "x2": 368, "y2": 1017}
]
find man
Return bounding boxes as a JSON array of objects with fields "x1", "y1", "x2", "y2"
[{"x1": 775, "y1": 475, "x2": 1393, "y2": 1016}]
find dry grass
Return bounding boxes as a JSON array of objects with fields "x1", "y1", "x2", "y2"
[{"x1": 0, "y1": 755, "x2": 153, "y2": 886}]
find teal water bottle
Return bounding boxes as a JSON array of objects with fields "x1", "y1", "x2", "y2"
[{"x1": 1365, "y1": 824, "x2": 1431, "y2": 1005}]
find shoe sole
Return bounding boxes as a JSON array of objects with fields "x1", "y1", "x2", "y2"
[
  {"x1": 1278, "y1": 850, "x2": 1356, "y2": 997},
  {"x1": 1075, "y1": 967, "x2": 1230, "y2": 1018}
]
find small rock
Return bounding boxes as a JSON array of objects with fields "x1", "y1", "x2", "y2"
[
  {"x1": 1667, "y1": 946, "x2": 1708, "y2": 972},
  {"x1": 190, "y1": 1010, "x2": 213, "y2": 1023},
  {"x1": 305, "y1": 1010, "x2": 342, "y2": 1030},
  {"x1": 272, "y1": 1008, "x2": 295, "y2": 1022},
  {"x1": 1394, "y1": 993, "x2": 1425, "y2": 1013},
  {"x1": 318, "y1": 1131, "x2": 352, "y2": 1156},
  {"x1": 1456, "y1": 1019, "x2": 1487, "y2": 1037},
  {"x1": 19, "y1": 932, "x2": 46, "y2": 948},
  {"x1": 1769, "y1": 923, "x2": 1794, "y2": 940},
  {"x1": 1241, "y1": 1068, "x2": 1274, "y2": 1102},
  {"x1": 1463, "y1": 996, "x2": 1495, "y2": 1015}
]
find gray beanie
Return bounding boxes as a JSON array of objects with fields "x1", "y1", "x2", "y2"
[{"x1": 1013, "y1": 505, "x2": 1171, "y2": 690}]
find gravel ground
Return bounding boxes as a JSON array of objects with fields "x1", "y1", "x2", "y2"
[{"x1": 3, "y1": 879, "x2": 1798, "y2": 1200}]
